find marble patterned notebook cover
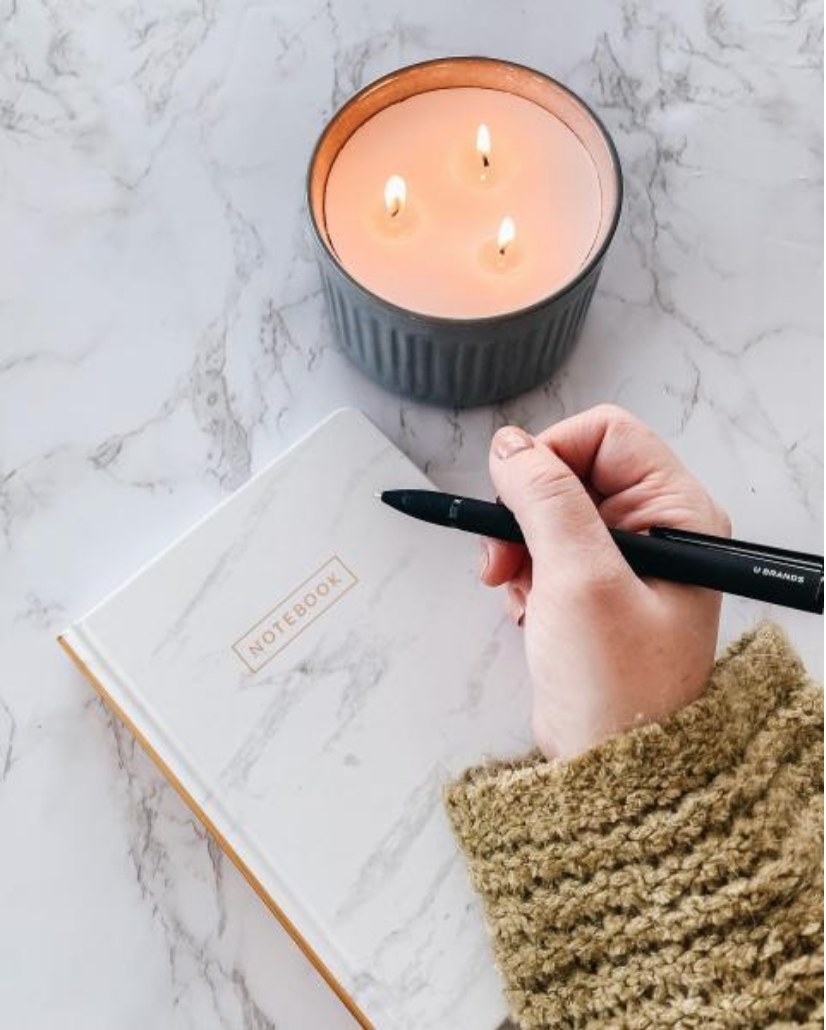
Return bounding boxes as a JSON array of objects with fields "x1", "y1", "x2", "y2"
[{"x1": 59, "y1": 408, "x2": 533, "y2": 1029}]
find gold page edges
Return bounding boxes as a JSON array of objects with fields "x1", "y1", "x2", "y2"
[{"x1": 57, "y1": 634, "x2": 373, "y2": 1030}]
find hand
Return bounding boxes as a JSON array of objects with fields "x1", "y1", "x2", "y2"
[{"x1": 480, "y1": 404, "x2": 731, "y2": 761}]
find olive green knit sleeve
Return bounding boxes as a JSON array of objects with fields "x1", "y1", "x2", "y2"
[{"x1": 444, "y1": 624, "x2": 823, "y2": 1029}]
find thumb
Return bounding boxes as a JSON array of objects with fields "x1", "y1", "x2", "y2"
[{"x1": 489, "y1": 426, "x2": 626, "y2": 583}]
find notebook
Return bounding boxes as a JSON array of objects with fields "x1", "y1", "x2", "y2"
[{"x1": 59, "y1": 408, "x2": 533, "y2": 1029}]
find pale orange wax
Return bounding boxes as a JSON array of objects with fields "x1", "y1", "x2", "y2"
[{"x1": 323, "y1": 87, "x2": 603, "y2": 319}]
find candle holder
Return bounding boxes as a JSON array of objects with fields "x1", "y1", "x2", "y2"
[{"x1": 307, "y1": 57, "x2": 622, "y2": 408}]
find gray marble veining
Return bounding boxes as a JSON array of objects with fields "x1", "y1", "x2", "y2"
[{"x1": 0, "y1": 0, "x2": 821, "y2": 1027}]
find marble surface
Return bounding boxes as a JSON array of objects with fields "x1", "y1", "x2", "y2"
[{"x1": 0, "y1": 0, "x2": 821, "y2": 1027}]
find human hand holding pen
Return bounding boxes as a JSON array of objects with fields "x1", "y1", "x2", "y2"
[{"x1": 480, "y1": 404, "x2": 732, "y2": 760}]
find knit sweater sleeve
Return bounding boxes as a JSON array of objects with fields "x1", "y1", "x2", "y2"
[{"x1": 444, "y1": 624, "x2": 823, "y2": 1029}]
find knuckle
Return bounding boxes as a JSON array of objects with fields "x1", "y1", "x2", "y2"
[
  {"x1": 522, "y1": 465, "x2": 580, "y2": 505},
  {"x1": 713, "y1": 504, "x2": 732, "y2": 537},
  {"x1": 680, "y1": 494, "x2": 731, "y2": 537},
  {"x1": 592, "y1": 401, "x2": 630, "y2": 421},
  {"x1": 592, "y1": 402, "x2": 639, "y2": 431},
  {"x1": 595, "y1": 404, "x2": 659, "y2": 452}
]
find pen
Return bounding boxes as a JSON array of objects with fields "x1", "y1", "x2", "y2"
[{"x1": 379, "y1": 489, "x2": 824, "y2": 615}]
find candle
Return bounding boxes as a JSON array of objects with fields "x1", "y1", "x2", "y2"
[
  {"x1": 308, "y1": 58, "x2": 622, "y2": 407},
  {"x1": 323, "y1": 87, "x2": 603, "y2": 318}
]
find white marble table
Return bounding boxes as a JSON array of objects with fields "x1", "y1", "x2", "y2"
[{"x1": 1, "y1": 1, "x2": 821, "y2": 1027}]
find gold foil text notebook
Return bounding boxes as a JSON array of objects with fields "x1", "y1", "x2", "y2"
[{"x1": 59, "y1": 408, "x2": 532, "y2": 1029}]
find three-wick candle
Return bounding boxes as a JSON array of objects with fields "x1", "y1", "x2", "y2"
[{"x1": 308, "y1": 57, "x2": 622, "y2": 406}]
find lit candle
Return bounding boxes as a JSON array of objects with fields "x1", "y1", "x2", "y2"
[
  {"x1": 308, "y1": 58, "x2": 622, "y2": 406},
  {"x1": 496, "y1": 216, "x2": 516, "y2": 259},
  {"x1": 476, "y1": 123, "x2": 491, "y2": 177},
  {"x1": 383, "y1": 174, "x2": 406, "y2": 218},
  {"x1": 324, "y1": 87, "x2": 602, "y2": 318}
]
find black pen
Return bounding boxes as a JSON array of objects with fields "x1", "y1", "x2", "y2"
[{"x1": 379, "y1": 489, "x2": 824, "y2": 615}]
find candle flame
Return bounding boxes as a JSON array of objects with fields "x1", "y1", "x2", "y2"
[
  {"x1": 476, "y1": 123, "x2": 491, "y2": 168},
  {"x1": 497, "y1": 216, "x2": 516, "y2": 256},
  {"x1": 384, "y1": 174, "x2": 406, "y2": 218}
]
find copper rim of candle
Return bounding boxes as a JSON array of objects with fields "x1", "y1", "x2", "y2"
[{"x1": 307, "y1": 56, "x2": 623, "y2": 326}]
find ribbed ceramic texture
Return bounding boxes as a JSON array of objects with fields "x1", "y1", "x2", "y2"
[{"x1": 316, "y1": 243, "x2": 604, "y2": 407}]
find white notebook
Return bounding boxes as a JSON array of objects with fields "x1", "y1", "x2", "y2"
[{"x1": 59, "y1": 408, "x2": 532, "y2": 1029}]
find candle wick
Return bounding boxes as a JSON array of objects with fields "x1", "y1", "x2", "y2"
[
  {"x1": 384, "y1": 174, "x2": 406, "y2": 220},
  {"x1": 481, "y1": 153, "x2": 490, "y2": 169},
  {"x1": 496, "y1": 216, "x2": 516, "y2": 261}
]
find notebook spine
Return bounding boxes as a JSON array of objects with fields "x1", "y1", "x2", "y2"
[{"x1": 57, "y1": 627, "x2": 375, "y2": 1030}]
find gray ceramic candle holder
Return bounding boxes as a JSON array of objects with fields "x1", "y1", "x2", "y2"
[{"x1": 307, "y1": 57, "x2": 623, "y2": 408}]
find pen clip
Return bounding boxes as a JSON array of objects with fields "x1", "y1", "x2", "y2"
[{"x1": 649, "y1": 526, "x2": 824, "y2": 573}]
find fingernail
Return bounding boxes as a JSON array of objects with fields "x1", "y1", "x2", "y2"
[
  {"x1": 493, "y1": 426, "x2": 534, "y2": 460},
  {"x1": 478, "y1": 538, "x2": 490, "y2": 579}
]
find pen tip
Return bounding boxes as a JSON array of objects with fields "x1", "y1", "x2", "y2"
[{"x1": 373, "y1": 491, "x2": 383, "y2": 500}]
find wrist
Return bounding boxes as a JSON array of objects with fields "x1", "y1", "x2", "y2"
[{"x1": 533, "y1": 670, "x2": 713, "y2": 762}]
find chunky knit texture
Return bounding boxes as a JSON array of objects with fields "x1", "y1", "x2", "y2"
[{"x1": 445, "y1": 624, "x2": 823, "y2": 1029}]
